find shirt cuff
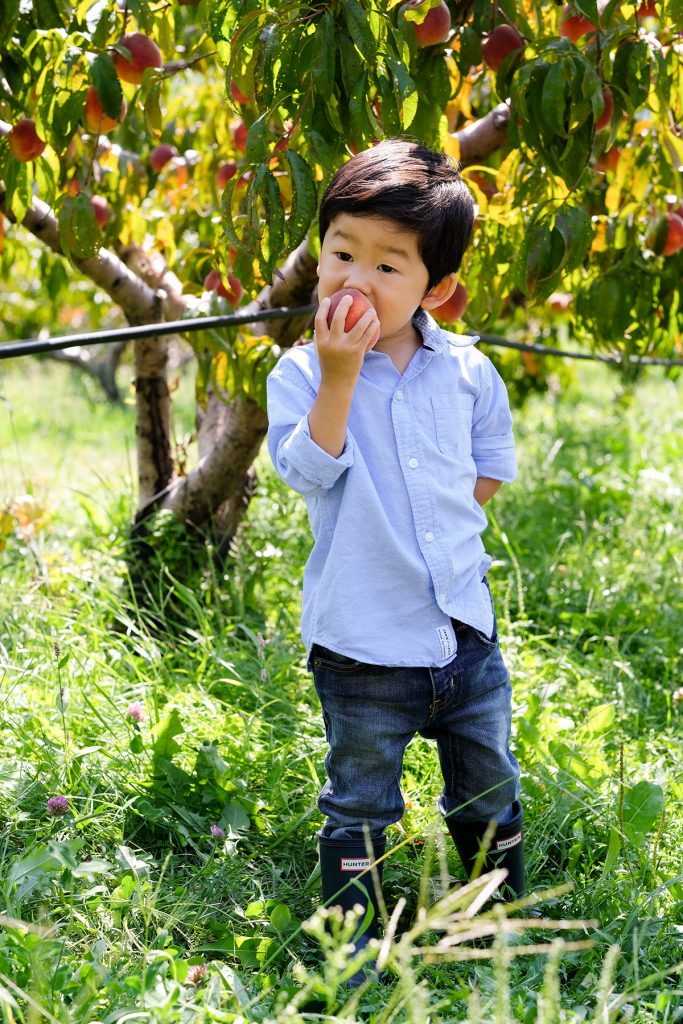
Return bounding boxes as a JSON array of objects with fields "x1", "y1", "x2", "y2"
[
  {"x1": 472, "y1": 435, "x2": 518, "y2": 482},
  {"x1": 280, "y1": 415, "x2": 354, "y2": 489}
]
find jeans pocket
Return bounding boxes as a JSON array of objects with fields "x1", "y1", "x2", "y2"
[
  {"x1": 467, "y1": 624, "x2": 499, "y2": 650},
  {"x1": 311, "y1": 644, "x2": 366, "y2": 673}
]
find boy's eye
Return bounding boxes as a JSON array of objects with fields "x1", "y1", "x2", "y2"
[
  {"x1": 378, "y1": 264, "x2": 396, "y2": 274},
  {"x1": 335, "y1": 251, "x2": 352, "y2": 262}
]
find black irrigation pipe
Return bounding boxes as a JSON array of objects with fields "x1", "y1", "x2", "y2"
[
  {"x1": 1, "y1": 304, "x2": 682, "y2": 368},
  {"x1": 0, "y1": 305, "x2": 317, "y2": 359}
]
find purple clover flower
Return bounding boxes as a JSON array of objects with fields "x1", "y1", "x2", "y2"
[
  {"x1": 186, "y1": 963, "x2": 206, "y2": 986},
  {"x1": 127, "y1": 701, "x2": 146, "y2": 722},
  {"x1": 210, "y1": 825, "x2": 225, "y2": 839},
  {"x1": 47, "y1": 795, "x2": 69, "y2": 817}
]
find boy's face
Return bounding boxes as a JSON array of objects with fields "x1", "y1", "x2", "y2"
[{"x1": 317, "y1": 214, "x2": 447, "y2": 347}]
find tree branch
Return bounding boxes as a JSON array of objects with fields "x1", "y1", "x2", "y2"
[{"x1": 457, "y1": 102, "x2": 510, "y2": 166}]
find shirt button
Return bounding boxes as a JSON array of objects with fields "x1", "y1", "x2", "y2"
[
  {"x1": 395, "y1": 389, "x2": 404, "y2": 401},
  {"x1": 408, "y1": 457, "x2": 419, "y2": 469},
  {"x1": 425, "y1": 531, "x2": 434, "y2": 542}
]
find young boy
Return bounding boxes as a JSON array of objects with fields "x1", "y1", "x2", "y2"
[{"x1": 266, "y1": 140, "x2": 523, "y2": 974}]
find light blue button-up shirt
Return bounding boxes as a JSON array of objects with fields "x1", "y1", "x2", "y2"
[{"x1": 266, "y1": 308, "x2": 518, "y2": 667}]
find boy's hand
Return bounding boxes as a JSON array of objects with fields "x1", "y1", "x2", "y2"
[{"x1": 314, "y1": 295, "x2": 380, "y2": 388}]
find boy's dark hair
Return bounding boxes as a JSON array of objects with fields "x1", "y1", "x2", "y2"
[{"x1": 319, "y1": 139, "x2": 475, "y2": 291}]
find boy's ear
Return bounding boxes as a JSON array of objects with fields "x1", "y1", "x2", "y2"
[{"x1": 421, "y1": 273, "x2": 458, "y2": 311}]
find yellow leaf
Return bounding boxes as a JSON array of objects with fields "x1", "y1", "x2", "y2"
[
  {"x1": 443, "y1": 133, "x2": 460, "y2": 162},
  {"x1": 496, "y1": 149, "x2": 520, "y2": 194}
]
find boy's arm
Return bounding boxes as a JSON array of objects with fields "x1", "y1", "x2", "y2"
[
  {"x1": 474, "y1": 477, "x2": 502, "y2": 506},
  {"x1": 307, "y1": 295, "x2": 380, "y2": 457},
  {"x1": 266, "y1": 296, "x2": 379, "y2": 495},
  {"x1": 470, "y1": 359, "x2": 518, "y2": 485}
]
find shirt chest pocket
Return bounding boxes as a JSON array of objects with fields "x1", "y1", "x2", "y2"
[{"x1": 430, "y1": 392, "x2": 474, "y2": 459}]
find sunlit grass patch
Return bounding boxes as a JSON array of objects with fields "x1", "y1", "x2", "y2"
[{"x1": 0, "y1": 361, "x2": 682, "y2": 1021}]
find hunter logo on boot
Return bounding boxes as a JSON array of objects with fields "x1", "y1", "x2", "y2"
[
  {"x1": 341, "y1": 857, "x2": 371, "y2": 871},
  {"x1": 495, "y1": 831, "x2": 522, "y2": 851}
]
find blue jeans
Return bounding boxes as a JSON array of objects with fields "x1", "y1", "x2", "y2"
[{"x1": 310, "y1": 606, "x2": 520, "y2": 841}]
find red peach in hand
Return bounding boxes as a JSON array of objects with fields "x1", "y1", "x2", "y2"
[{"x1": 326, "y1": 288, "x2": 380, "y2": 343}]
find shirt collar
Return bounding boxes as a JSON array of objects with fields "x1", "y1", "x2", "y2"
[{"x1": 412, "y1": 308, "x2": 480, "y2": 352}]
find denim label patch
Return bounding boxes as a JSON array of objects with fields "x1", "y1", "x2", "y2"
[
  {"x1": 340, "y1": 857, "x2": 371, "y2": 872},
  {"x1": 436, "y1": 626, "x2": 454, "y2": 660},
  {"x1": 495, "y1": 831, "x2": 522, "y2": 851}
]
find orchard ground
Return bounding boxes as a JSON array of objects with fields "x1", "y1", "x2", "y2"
[{"x1": 0, "y1": 354, "x2": 682, "y2": 1022}]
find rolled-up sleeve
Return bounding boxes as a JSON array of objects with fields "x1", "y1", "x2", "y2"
[
  {"x1": 470, "y1": 360, "x2": 518, "y2": 482},
  {"x1": 267, "y1": 360, "x2": 354, "y2": 496}
]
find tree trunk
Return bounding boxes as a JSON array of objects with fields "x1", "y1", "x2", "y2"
[{"x1": 160, "y1": 241, "x2": 318, "y2": 545}]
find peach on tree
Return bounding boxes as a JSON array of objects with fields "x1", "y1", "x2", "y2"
[
  {"x1": 481, "y1": 25, "x2": 525, "y2": 72},
  {"x1": 8, "y1": 118, "x2": 45, "y2": 161},
  {"x1": 401, "y1": 1, "x2": 451, "y2": 47},
  {"x1": 91, "y1": 195, "x2": 110, "y2": 228},
  {"x1": 83, "y1": 86, "x2": 127, "y2": 134},
  {"x1": 149, "y1": 144, "x2": 178, "y2": 172},
  {"x1": 433, "y1": 282, "x2": 468, "y2": 323},
  {"x1": 114, "y1": 33, "x2": 162, "y2": 85}
]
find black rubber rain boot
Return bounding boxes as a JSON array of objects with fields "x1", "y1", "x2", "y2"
[
  {"x1": 318, "y1": 834, "x2": 386, "y2": 987},
  {"x1": 446, "y1": 800, "x2": 525, "y2": 900}
]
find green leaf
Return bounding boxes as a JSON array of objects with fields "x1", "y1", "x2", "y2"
[
  {"x1": 312, "y1": 10, "x2": 336, "y2": 96},
  {"x1": 343, "y1": 0, "x2": 377, "y2": 58},
  {"x1": 90, "y1": 52, "x2": 123, "y2": 120},
  {"x1": 581, "y1": 702, "x2": 615, "y2": 736},
  {"x1": 269, "y1": 903, "x2": 292, "y2": 932},
  {"x1": 285, "y1": 151, "x2": 317, "y2": 251},
  {"x1": 246, "y1": 113, "x2": 268, "y2": 164},
  {"x1": 602, "y1": 827, "x2": 621, "y2": 877},
  {"x1": 252, "y1": 22, "x2": 279, "y2": 108},
  {"x1": 224, "y1": 799, "x2": 251, "y2": 832},
  {"x1": 0, "y1": 0, "x2": 19, "y2": 49},
  {"x1": 541, "y1": 62, "x2": 567, "y2": 136},
  {"x1": 151, "y1": 708, "x2": 184, "y2": 762},
  {"x1": 455, "y1": 26, "x2": 482, "y2": 76},
  {"x1": 144, "y1": 82, "x2": 162, "y2": 135},
  {"x1": 387, "y1": 56, "x2": 417, "y2": 129},
  {"x1": 221, "y1": 178, "x2": 250, "y2": 254},
  {"x1": 57, "y1": 193, "x2": 101, "y2": 260},
  {"x1": 259, "y1": 167, "x2": 286, "y2": 279},
  {"x1": 348, "y1": 71, "x2": 371, "y2": 142},
  {"x1": 195, "y1": 741, "x2": 228, "y2": 782},
  {"x1": 524, "y1": 221, "x2": 566, "y2": 292},
  {"x1": 623, "y1": 781, "x2": 665, "y2": 838},
  {"x1": 572, "y1": 0, "x2": 599, "y2": 21},
  {"x1": 555, "y1": 205, "x2": 592, "y2": 270}
]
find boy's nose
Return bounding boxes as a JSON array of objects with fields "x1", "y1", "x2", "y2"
[{"x1": 342, "y1": 271, "x2": 370, "y2": 295}]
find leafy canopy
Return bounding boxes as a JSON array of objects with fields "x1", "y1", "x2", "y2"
[{"x1": 0, "y1": 0, "x2": 681, "y2": 364}]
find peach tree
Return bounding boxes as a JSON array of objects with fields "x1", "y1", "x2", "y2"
[{"x1": 0, "y1": 0, "x2": 681, "y2": 547}]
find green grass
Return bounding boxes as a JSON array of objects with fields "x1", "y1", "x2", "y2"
[{"x1": 0, "y1": 356, "x2": 682, "y2": 1022}]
